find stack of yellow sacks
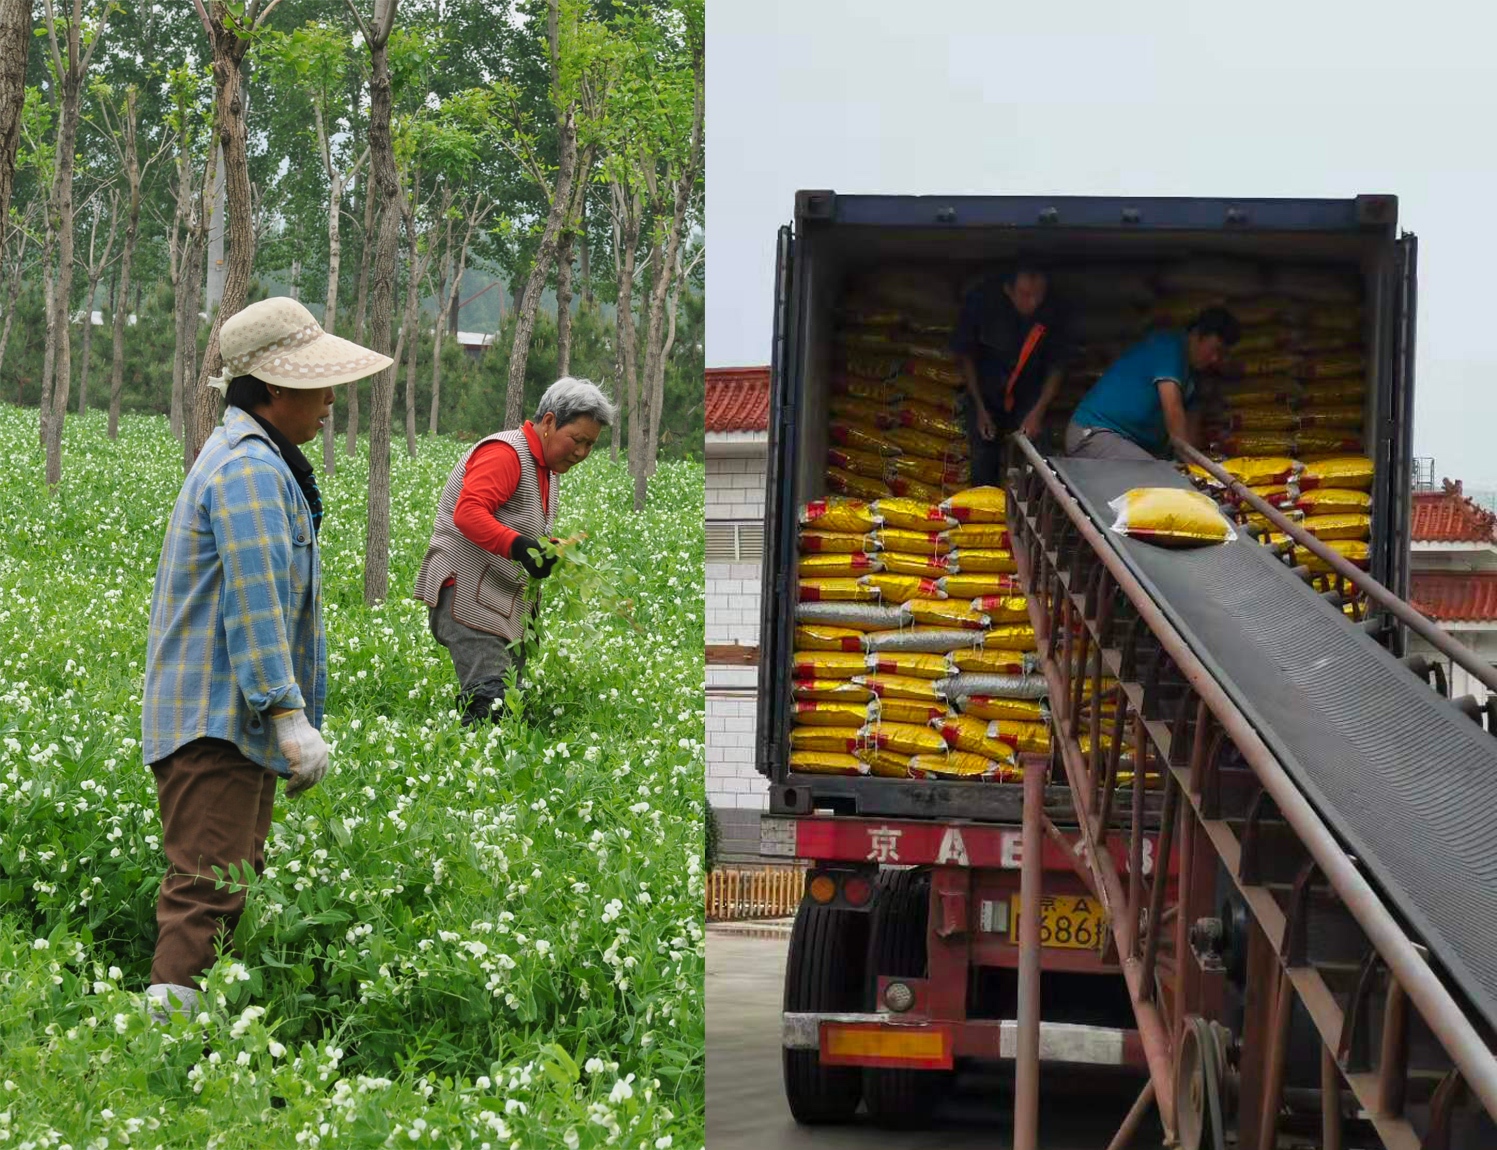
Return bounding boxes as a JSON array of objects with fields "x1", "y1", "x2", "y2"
[{"x1": 789, "y1": 488, "x2": 1051, "y2": 783}]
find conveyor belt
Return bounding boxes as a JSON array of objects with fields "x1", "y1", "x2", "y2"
[{"x1": 1050, "y1": 456, "x2": 1497, "y2": 1034}]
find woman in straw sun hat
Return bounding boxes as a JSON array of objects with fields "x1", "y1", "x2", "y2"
[{"x1": 140, "y1": 296, "x2": 391, "y2": 1023}]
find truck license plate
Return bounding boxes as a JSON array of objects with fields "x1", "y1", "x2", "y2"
[{"x1": 1009, "y1": 893, "x2": 1105, "y2": 950}]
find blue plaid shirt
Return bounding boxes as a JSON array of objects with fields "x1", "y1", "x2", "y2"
[{"x1": 142, "y1": 406, "x2": 325, "y2": 774}]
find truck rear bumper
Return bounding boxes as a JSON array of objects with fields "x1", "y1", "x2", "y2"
[{"x1": 782, "y1": 1012, "x2": 1146, "y2": 1069}]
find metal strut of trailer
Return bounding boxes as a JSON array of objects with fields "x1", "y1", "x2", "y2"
[{"x1": 1005, "y1": 434, "x2": 1497, "y2": 1150}]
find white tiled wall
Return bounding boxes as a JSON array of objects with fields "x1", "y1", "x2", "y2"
[
  {"x1": 706, "y1": 454, "x2": 767, "y2": 521},
  {"x1": 707, "y1": 667, "x2": 768, "y2": 811}
]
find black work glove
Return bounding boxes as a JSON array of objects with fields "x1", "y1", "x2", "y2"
[{"x1": 510, "y1": 534, "x2": 558, "y2": 579}]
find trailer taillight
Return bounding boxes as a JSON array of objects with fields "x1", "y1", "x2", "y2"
[
  {"x1": 808, "y1": 874, "x2": 837, "y2": 904},
  {"x1": 842, "y1": 875, "x2": 872, "y2": 907}
]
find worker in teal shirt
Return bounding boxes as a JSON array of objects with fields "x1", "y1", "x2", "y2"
[{"x1": 1066, "y1": 307, "x2": 1240, "y2": 460}]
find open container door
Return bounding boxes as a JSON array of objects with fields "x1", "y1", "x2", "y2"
[
  {"x1": 758, "y1": 224, "x2": 798, "y2": 783},
  {"x1": 1385, "y1": 233, "x2": 1419, "y2": 624}
]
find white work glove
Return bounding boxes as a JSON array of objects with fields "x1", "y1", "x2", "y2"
[{"x1": 270, "y1": 709, "x2": 330, "y2": 797}]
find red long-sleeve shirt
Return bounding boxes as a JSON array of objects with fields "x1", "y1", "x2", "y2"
[{"x1": 442, "y1": 422, "x2": 552, "y2": 586}]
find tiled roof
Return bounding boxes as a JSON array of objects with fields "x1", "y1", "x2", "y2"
[
  {"x1": 1410, "y1": 572, "x2": 1497, "y2": 623},
  {"x1": 1412, "y1": 480, "x2": 1497, "y2": 544},
  {"x1": 706, "y1": 366, "x2": 770, "y2": 433}
]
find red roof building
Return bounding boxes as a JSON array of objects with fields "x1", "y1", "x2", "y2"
[
  {"x1": 1411, "y1": 480, "x2": 1497, "y2": 546},
  {"x1": 1410, "y1": 572, "x2": 1497, "y2": 625},
  {"x1": 1406, "y1": 477, "x2": 1497, "y2": 703},
  {"x1": 705, "y1": 366, "x2": 770, "y2": 435}
]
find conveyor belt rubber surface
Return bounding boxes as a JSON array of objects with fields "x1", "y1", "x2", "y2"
[{"x1": 1050, "y1": 456, "x2": 1497, "y2": 1033}]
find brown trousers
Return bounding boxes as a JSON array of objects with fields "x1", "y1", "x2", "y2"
[{"x1": 150, "y1": 737, "x2": 278, "y2": 987}]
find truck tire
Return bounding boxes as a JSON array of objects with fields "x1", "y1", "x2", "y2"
[
  {"x1": 862, "y1": 868, "x2": 952, "y2": 1128},
  {"x1": 782, "y1": 899, "x2": 868, "y2": 1124}
]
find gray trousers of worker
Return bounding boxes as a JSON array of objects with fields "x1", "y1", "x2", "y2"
[
  {"x1": 1063, "y1": 422, "x2": 1157, "y2": 462},
  {"x1": 428, "y1": 583, "x2": 527, "y2": 699}
]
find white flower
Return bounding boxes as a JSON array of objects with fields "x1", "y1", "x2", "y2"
[
  {"x1": 31, "y1": 938, "x2": 47, "y2": 950},
  {"x1": 608, "y1": 1077, "x2": 634, "y2": 1104},
  {"x1": 655, "y1": 1138, "x2": 673, "y2": 1149},
  {"x1": 268, "y1": 1041, "x2": 286, "y2": 1059},
  {"x1": 533, "y1": 940, "x2": 551, "y2": 957}
]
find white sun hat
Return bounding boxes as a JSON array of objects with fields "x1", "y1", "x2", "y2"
[{"x1": 215, "y1": 296, "x2": 392, "y2": 389}]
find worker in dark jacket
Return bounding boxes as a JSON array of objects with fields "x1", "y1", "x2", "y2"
[
  {"x1": 1066, "y1": 306, "x2": 1240, "y2": 460},
  {"x1": 413, "y1": 377, "x2": 616, "y2": 725},
  {"x1": 950, "y1": 258, "x2": 1068, "y2": 484}
]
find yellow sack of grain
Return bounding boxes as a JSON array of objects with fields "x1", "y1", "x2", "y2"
[
  {"x1": 794, "y1": 624, "x2": 867, "y2": 652},
  {"x1": 827, "y1": 467, "x2": 893, "y2": 502},
  {"x1": 793, "y1": 678, "x2": 875, "y2": 702},
  {"x1": 801, "y1": 530, "x2": 879, "y2": 554},
  {"x1": 798, "y1": 578, "x2": 882, "y2": 603},
  {"x1": 801, "y1": 497, "x2": 883, "y2": 533},
  {"x1": 1234, "y1": 353, "x2": 1302, "y2": 378},
  {"x1": 1229, "y1": 329, "x2": 1290, "y2": 356},
  {"x1": 827, "y1": 445, "x2": 894, "y2": 481},
  {"x1": 910, "y1": 752, "x2": 1017, "y2": 781},
  {"x1": 949, "y1": 648, "x2": 1029, "y2": 675},
  {"x1": 1293, "y1": 488, "x2": 1371, "y2": 515},
  {"x1": 860, "y1": 721, "x2": 949, "y2": 756},
  {"x1": 873, "y1": 497, "x2": 960, "y2": 532},
  {"x1": 1300, "y1": 355, "x2": 1365, "y2": 381},
  {"x1": 1109, "y1": 487, "x2": 1237, "y2": 547},
  {"x1": 948, "y1": 523, "x2": 1012, "y2": 549},
  {"x1": 860, "y1": 573, "x2": 944, "y2": 604},
  {"x1": 798, "y1": 552, "x2": 882, "y2": 578},
  {"x1": 1224, "y1": 406, "x2": 1298, "y2": 432},
  {"x1": 941, "y1": 486, "x2": 1008, "y2": 524},
  {"x1": 985, "y1": 624, "x2": 1038, "y2": 652},
  {"x1": 887, "y1": 426, "x2": 962, "y2": 461},
  {"x1": 970, "y1": 595, "x2": 1031, "y2": 623},
  {"x1": 834, "y1": 373, "x2": 904, "y2": 402},
  {"x1": 794, "y1": 701, "x2": 874, "y2": 728},
  {"x1": 891, "y1": 400, "x2": 964, "y2": 439},
  {"x1": 854, "y1": 673, "x2": 945, "y2": 702},
  {"x1": 938, "y1": 573, "x2": 1024, "y2": 599},
  {"x1": 957, "y1": 696, "x2": 1047, "y2": 723},
  {"x1": 1221, "y1": 456, "x2": 1300, "y2": 486},
  {"x1": 874, "y1": 698, "x2": 951, "y2": 727},
  {"x1": 852, "y1": 748, "x2": 912, "y2": 778},
  {"x1": 987, "y1": 720, "x2": 1052, "y2": 754},
  {"x1": 1301, "y1": 303, "x2": 1362, "y2": 332},
  {"x1": 890, "y1": 454, "x2": 967, "y2": 488},
  {"x1": 907, "y1": 360, "x2": 965, "y2": 388},
  {"x1": 955, "y1": 549, "x2": 1019, "y2": 574},
  {"x1": 1241, "y1": 483, "x2": 1295, "y2": 506},
  {"x1": 876, "y1": 527, "x2": 953, "y2": 556},
  {"x1": 1221, "y1": 433, "x2": 1298, "y2": 456},
  {"x1": 1297, "y1": 431, "x2": 1364, "y2": 455},
  {"x1": 1298, "y1": 456, "x2": 1374, "y2": 491},
  {"x1": 1299, "y1": 380, "x2": 1365, "y2": 407},
  {"x1": 884, "y1": 475, "x2": 946, "y2": 503},
  {"x1": 788, "y1": 751, "x2": 866, "y2": 777},
  {"x1": 1295, "y1": 539, "x2": 1370, "y2": 573},
  {"x1": 1296, "y1": 405, "x2": 1363, "y2": 430},
  {"x1": 863, "y1": 627, "x2": 981, "y2": 654},
  {"x1": 1302, "y1": 514, "x2": 1371, "y2": 542},
  {"x1": 1223, "y1": 378, "x2": 1300, "y2": 407},
  {"x1": 909, "y1": 598, "x2": 991, "y2": 630},
  {"x1": 865, "y1": 651, "x2": 950, "y2": 680},
  {"x1": 792, "y1": 651, "x2": 871, "y2": 680},
  {"x1": 796, "y1": 601, "x2": 914, "y2": 630},
  {"x1": 930, "y1": 714, "x2": 1005, "y2": 754},
  {"x1": 829, "y1": 395, "x2": 896, "y2": 427},
  {"x1": 829, "y1": 421, "x2": 900, "y2": 456},
  {"x1": 790, "y1": 726, "x2": 863, "y2": 753},
  {"x1": 880, "y1": 551, "x2": 957, "y2": 579}
]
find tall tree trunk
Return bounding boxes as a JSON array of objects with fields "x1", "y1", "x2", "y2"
[
  {"x1": 77, "y1": 301, "x2": 95, "y2": 415},
  {"x1": 109, "y1": 89, "x2": 143, "y2": 440},
  {"x1": 400, "y1": 182, "x2": 422, "y2": 459},
  {"x1": 429, "y1": 213, "x2": 452, "y2": 435},
  {"x1": 610, "y1": 185, "x2": 641, "y2": 467},
  {"x1": 555, "y1": 229, "x2": 573, "y2": 380},
  {"x1": 44, "y1": 88, "x2": 81, "y2": 487},
  {"x1": 348, "y1": 162, "x2": 376, "y2": 455},
  {"x1": 362, "y1": 3, "x2": 404, "y2": 606},
  {"x1": 578, "y1": 185, "x2": 592, "y2": 312},
  {"x1": 190, "y1": 29, "x2": 257, "y2": 463},
  {"x1": 321, "y1": 162, "x2": 343, "y2": 474},
  {"x1": 178, "y1": 231, "x2": 205, "y2": 473},
  {"x1": 503, "y1": 108, "x2": 577, "y2": 428},
  {"x1": 0, "y1": 236, "x2": 25, "y2": 380},
  {"x1": 0, "y1": 0, "x2": 28, "y2": 236},
  {"x1": 38, "y1": 231, "x2": 55, "y2": 442}
]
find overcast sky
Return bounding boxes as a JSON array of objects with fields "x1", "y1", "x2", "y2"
[{"x1": 707, "y1": 0, "x2": 1497, "y2": 487}]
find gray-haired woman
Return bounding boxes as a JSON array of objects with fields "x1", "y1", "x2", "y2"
[{"x1": 413, "y1": 377, "x2": 617, "y2": 724}]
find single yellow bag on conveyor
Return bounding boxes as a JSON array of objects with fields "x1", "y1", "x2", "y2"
[
  {"x1": 1109, "y1": 487, "x2": 1237, "y2": 547},
  {"x1": 1292, "y1": 488, "x2": 1370, "y2": 516},
  {"x1": 1297, "y1": 456, "x2": 1374, "y2": 491},
  {"x1": 860, "y1": 573, "x2": 944, "y2": 604},
  {"x1": 948, "y1": 648, "x2": 1029, "y2": 675},
  {"x1": 794, "y1": 701, "x2": 874, "y2": 728},
  {"x1": 957, "y1": 696, "x2": 1047, "y2": 723},
  {"x1": 793, "y1": 678, "x2": 875, "y2": 702},
  {"x1": 860, "y1": 721, "x2": 949, "y2": 756},
  {"x1": 880, "y1": 551, "x2": 957, "y2": 579},
  {"x1": 953, "y1": 548, "x2": 1019, "y2": 574},
  {"x1": 947, "y1": 523, "x2": 1011, "y2": 549},
  {"x1": 909, "y1": 752, "x2": 1015, "y2": 781},
  {"x1": 874, "y1": 698, "x2": 951, "y2": 726},
  {"x1": 801, "y1": 530, "x2": 879, "y2": 554},
  {"x1": 788, "y1": 751, "x2": 866, "y2": 776},
  {"x1": 873, "y1": 497, "x2": 960, "y2": 532},
  {"x1": 970, "y1": 594, "x2": 1030, "y2": 623},
  {"x1": 876, "y1": 528, "x2": 953, "y2": 555},
  {"x1": 857, "y1": 748, "x2": 916, "y2": 779},
  {"x1": 791, "y1": 651, "x2": 870, "y2": 679},
  {"x1": 985, "y1": 624, "x2": 1038, "y2": 652},
  {"x1": 793, "y1": 624, "x2": 866, "y2": 652},
  {"x1": 1301, "y1": 514, "x2": 1371, "y2": 542},
  {"x1": 865, "y1": 651, "x2": 951, "y2": 680},
  {"x1": 854, "y1": 673, "x2": 946, "y2": 702},
  {"x1": 826, "y1": 467, "x2": 892, "y2": 502},
  {"x1": 798, "y1": 578, "x2": 882, "y2": 603},
  {"x1": 909, "y1": 598, "x2": 991, "y2": 630},
  {"x1": 798, "y1": 552, "x2": 882, "y2": 578},
  {"x1": 941, "y1": 486, "x2": 1008, "y2": 524},
  {"x1": 801, "y1": 497, "x2": 882, "y2": 533},
  {"x1": 938, "y1": 573, "x2": 1023, "y2": 599},
  {"x1": 986, "y1": 719, "x2": 1052, "y2": 754},
  {"x1": 790, "y1": 726, "x2": 863, "y2": 753}
]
